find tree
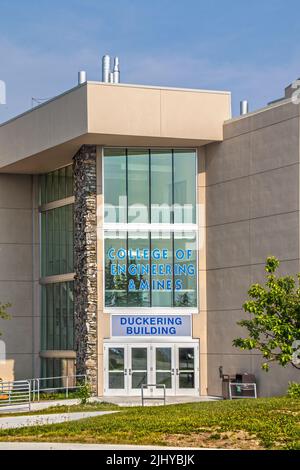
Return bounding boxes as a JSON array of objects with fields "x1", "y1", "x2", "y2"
[
  {"x1": 233, "y1": 257, "x2": 300, "y2": 371},
  {"x1": 0, "y1": 302, "x2": 11, "y2": 337}
]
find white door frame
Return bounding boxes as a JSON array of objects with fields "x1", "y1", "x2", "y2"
[{"x1": 104, "y1": 340, "x2": 199, "y2": 397}]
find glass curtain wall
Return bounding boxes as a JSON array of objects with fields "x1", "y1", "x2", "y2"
[
  {"x1": 39, "y1": 165, "x2": 75, "y2": 378},
  {"x1": 104, "y1": 148, "x2": 197, "y2": 309},
  {"x1": 104, "y1": 149, "x2": 196, "y2": 225}
]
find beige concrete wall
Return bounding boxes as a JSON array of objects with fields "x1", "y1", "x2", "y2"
[
  {"x1": 88, "y1": 83, "x2": 231, "y2": 142},
  {"x1": 205, "y1": 100, "x2": 300, "y2": 397},
  {"x1": 0, "y1": 85, "x2": 88, "y2": 172},
  {"x1": 0, "y1": 83, "x2": 230, "y2": 174},
  {"x1": 0, "y1": 174, "x2": 38, "y2": 381},
  {"x1": 196, "y1": 147, "x2": 208, "y2": 395}
]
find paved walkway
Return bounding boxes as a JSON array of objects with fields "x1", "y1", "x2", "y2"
[
  {"x1": 0, "y1": 442, "x2": 212, "y2": 450},
  {"x1": 102, "y1": 395, "x2": 221, "y2": 406},
  {"x1": 0, "y1": 395, "x2": 222, "y2": 415},
  {"x1": 0, "y1": 411, "x2": 117, "y2": 430}
]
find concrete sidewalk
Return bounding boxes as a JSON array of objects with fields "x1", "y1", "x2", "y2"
[{"x1": 0, "y1": 411, "x2": 117, "y2": 430}]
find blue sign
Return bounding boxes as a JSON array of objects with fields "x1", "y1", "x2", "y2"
[{"x1": 111, "y1": 315, "x2": 191, "y2": 337}]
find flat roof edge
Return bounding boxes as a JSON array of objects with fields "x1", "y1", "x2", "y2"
[
  {"x1": 225, "y1": 96, "x2": 299, "y2": 124},
  {"x1": 0, "y1": 81, "x2": 231, "y2": 129},
  {"x1": 87, "y1": 81, "x2": 231, "y2": 95}
]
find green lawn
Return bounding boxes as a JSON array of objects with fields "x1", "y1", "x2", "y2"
[{"x1": 0, "y1": 397, "x2": 299, "y2": 449}]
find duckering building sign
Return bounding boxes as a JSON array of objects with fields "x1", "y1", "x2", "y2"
[{"x1": 112, "y1": 315, "x2": 192, "y2": 337}]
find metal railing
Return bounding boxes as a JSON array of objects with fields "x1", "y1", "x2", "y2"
[
  {"x1": 0, "y1": 380, "x2": 31, "y2": 410},
  {"x1": 229, "y1": 382, "x2": 257, "y2": 400},
  {"x1": 141, "y1": 384, "x2": 166, "y2": 406},
  {"x1": 30, "y1": 374, "x2": 87, "y2": 401}
]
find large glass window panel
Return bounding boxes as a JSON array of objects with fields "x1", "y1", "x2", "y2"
[
  {"x1": 173, "y1": 150, "x2": 196, "y2": 224},
  {"x1": 66, "y1": 205, "x2": 74, "y2": 273},
  {"x1": 128, "y1": 149, "x2": 149, "y2": 223},
  {"x1": 174, "y1": 232, "x2": 197, "y2": 307},
  {"x1": 104, "y1": 149, "x2": 127, "y2": 223},
  {"x1": 105, "y1": 231, "x2": 128, "y2": 307},
  {"x1": 127, "y1": 232, "x2": 150, "y2": 307},
  {"x1": 58, "y1": 167, "x2": 67, "y2": 200},
  {"x1": 41, "y1": 205, "x2": 74, "y2": 277},
  {"x1": 40, "y1": 165, "x2": 73, "y2": 205},
  {"x1": 105, "y1": 230, "x2": 197, "y2": 308},
  {"x1": 41, "y1": 282, "x2": 74, "y2": 351},
  {"x1": 151, "y1": 232, "x2": 173, "y2": 307},
  {"x1": 66, "y1": 165, "x2": 73, "y2": 199},
  {"x1": 151, "y1": 150, "x2": 172, "y2": 223}
]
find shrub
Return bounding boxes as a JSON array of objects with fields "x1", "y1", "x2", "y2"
[
  {"x1": 76, "y1": 381, "x2": 92, "y2": 404},
  {"x1": 287, "y1": 382, "x2": 300, "y2": 398}
]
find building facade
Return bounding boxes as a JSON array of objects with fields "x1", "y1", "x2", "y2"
[{"x1": 0, "y1": 80, "x2": 298, "y2": 397}]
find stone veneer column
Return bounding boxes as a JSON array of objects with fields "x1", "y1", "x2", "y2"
[{"x1": 73, "y1": 145, "x2": 98, "y2": 395}]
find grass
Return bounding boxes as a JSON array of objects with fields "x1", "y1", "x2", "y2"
[{"x1": 0, "y1": 396, "x2": 299, "y2": 449}]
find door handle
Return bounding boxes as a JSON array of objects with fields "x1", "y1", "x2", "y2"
[
  {"x1": 176, "y1": 369, "x2": 179, "y2": 376},
  {"x1": 128, "y1": 369, "x2": 132, "y2": 376},
  {"x1": 171, "y1": 369, "x2": 175, "y2": 376},
  {"x1": 124, "y1": 369, "x2": 127, "y2": 375}
]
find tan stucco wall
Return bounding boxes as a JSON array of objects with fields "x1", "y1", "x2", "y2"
[
  {"x1": 0, "y1": 174, "x2": 39, "y2": 381},
  {"x1": 0, "y1": 85, "x2": 88, "y2": 173},
  {"x1": 197, "y1": 147, "x2": 208, "y2": 395},
  {"x1": 0, "y1": 360, "x2": 14, "y2": 382},
  {"x1": 0, "y1": 83, "x2": 231, "y2": 174},
  {"x1": 88, "y1": 83, "x2": 230, "y2": 142},
  {"x1": 205, "y1": 100, "x2": 300, "y2": 397}
]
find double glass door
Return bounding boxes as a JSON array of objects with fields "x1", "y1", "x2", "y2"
[{"x1": 104, "y1": 343, "x2": 199, "y2": 396}]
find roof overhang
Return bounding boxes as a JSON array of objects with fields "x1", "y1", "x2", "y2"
[{"x1": 0, "y1": 82, "x2": 231, "y2": 174}]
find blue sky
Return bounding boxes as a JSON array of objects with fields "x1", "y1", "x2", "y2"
[{"x1": 0, "y1": 0, "x2": 300, "y2": 122}]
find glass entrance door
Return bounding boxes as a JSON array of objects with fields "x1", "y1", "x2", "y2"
[
  {"x1": 104, "y1": 342, "x2": 199, "y2": 396},
  {"x1": 128, "y1": 346, "x2": 149, "y2": 395},
  {"x1": 105, "y1": 345, "x2": 127, "y2": 395},
  {"x1": 176, "y1": 345, "x2": 198, "y2": 395},
  {"x1": 153, "y1": 346, "x2": 176, "y2": 396}
]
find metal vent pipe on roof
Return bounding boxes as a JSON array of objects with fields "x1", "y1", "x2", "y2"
[
  {"x1": 78, "y1": 71, "x2": 87, "y2": 85},
  {"x1": 113, "y1": 57, "x2": 120, "y2": 84},
  {"x1": 240, "y1": 100, "x2": 249, "y2": 115},
  {"x1": 102, "y1": 55, "x2": 111, "y2": 83}
]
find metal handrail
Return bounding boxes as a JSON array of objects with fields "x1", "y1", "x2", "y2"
[
  {"x1": 29, "y1": 374, "x2": 87, "y2": 402},
  {"x1": 0, "y1": 380, "x2": 31, "y2": 410},
  {"x1": 141, "y1": 384, "x2": 166, "y2": 406}
]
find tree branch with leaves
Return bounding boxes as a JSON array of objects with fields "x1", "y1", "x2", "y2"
[{"x1": 233, "y1": 257, "x2": 300, "y2": 371}]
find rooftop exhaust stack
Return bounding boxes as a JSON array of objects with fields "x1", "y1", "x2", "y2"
[
  {"x1": 78, "y1": 71, "x2": 87, "y2": 85},
  {"x1": 113, "y1": 57, "x2": 120, "y2": 84},
  {"x1": 240, "y1": 100, "x2": 249, "y2": 115},
  {"x1": 102, "y1": 55, "x2": 111, "y2": 83}
]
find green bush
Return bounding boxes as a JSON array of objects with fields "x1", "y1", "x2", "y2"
[
  {"x1": 76, "y1": 381, "x2": 92, "y2": 405},
  {"x1": 287, "y1": 382, "x2": 300, "y2": 398}
]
